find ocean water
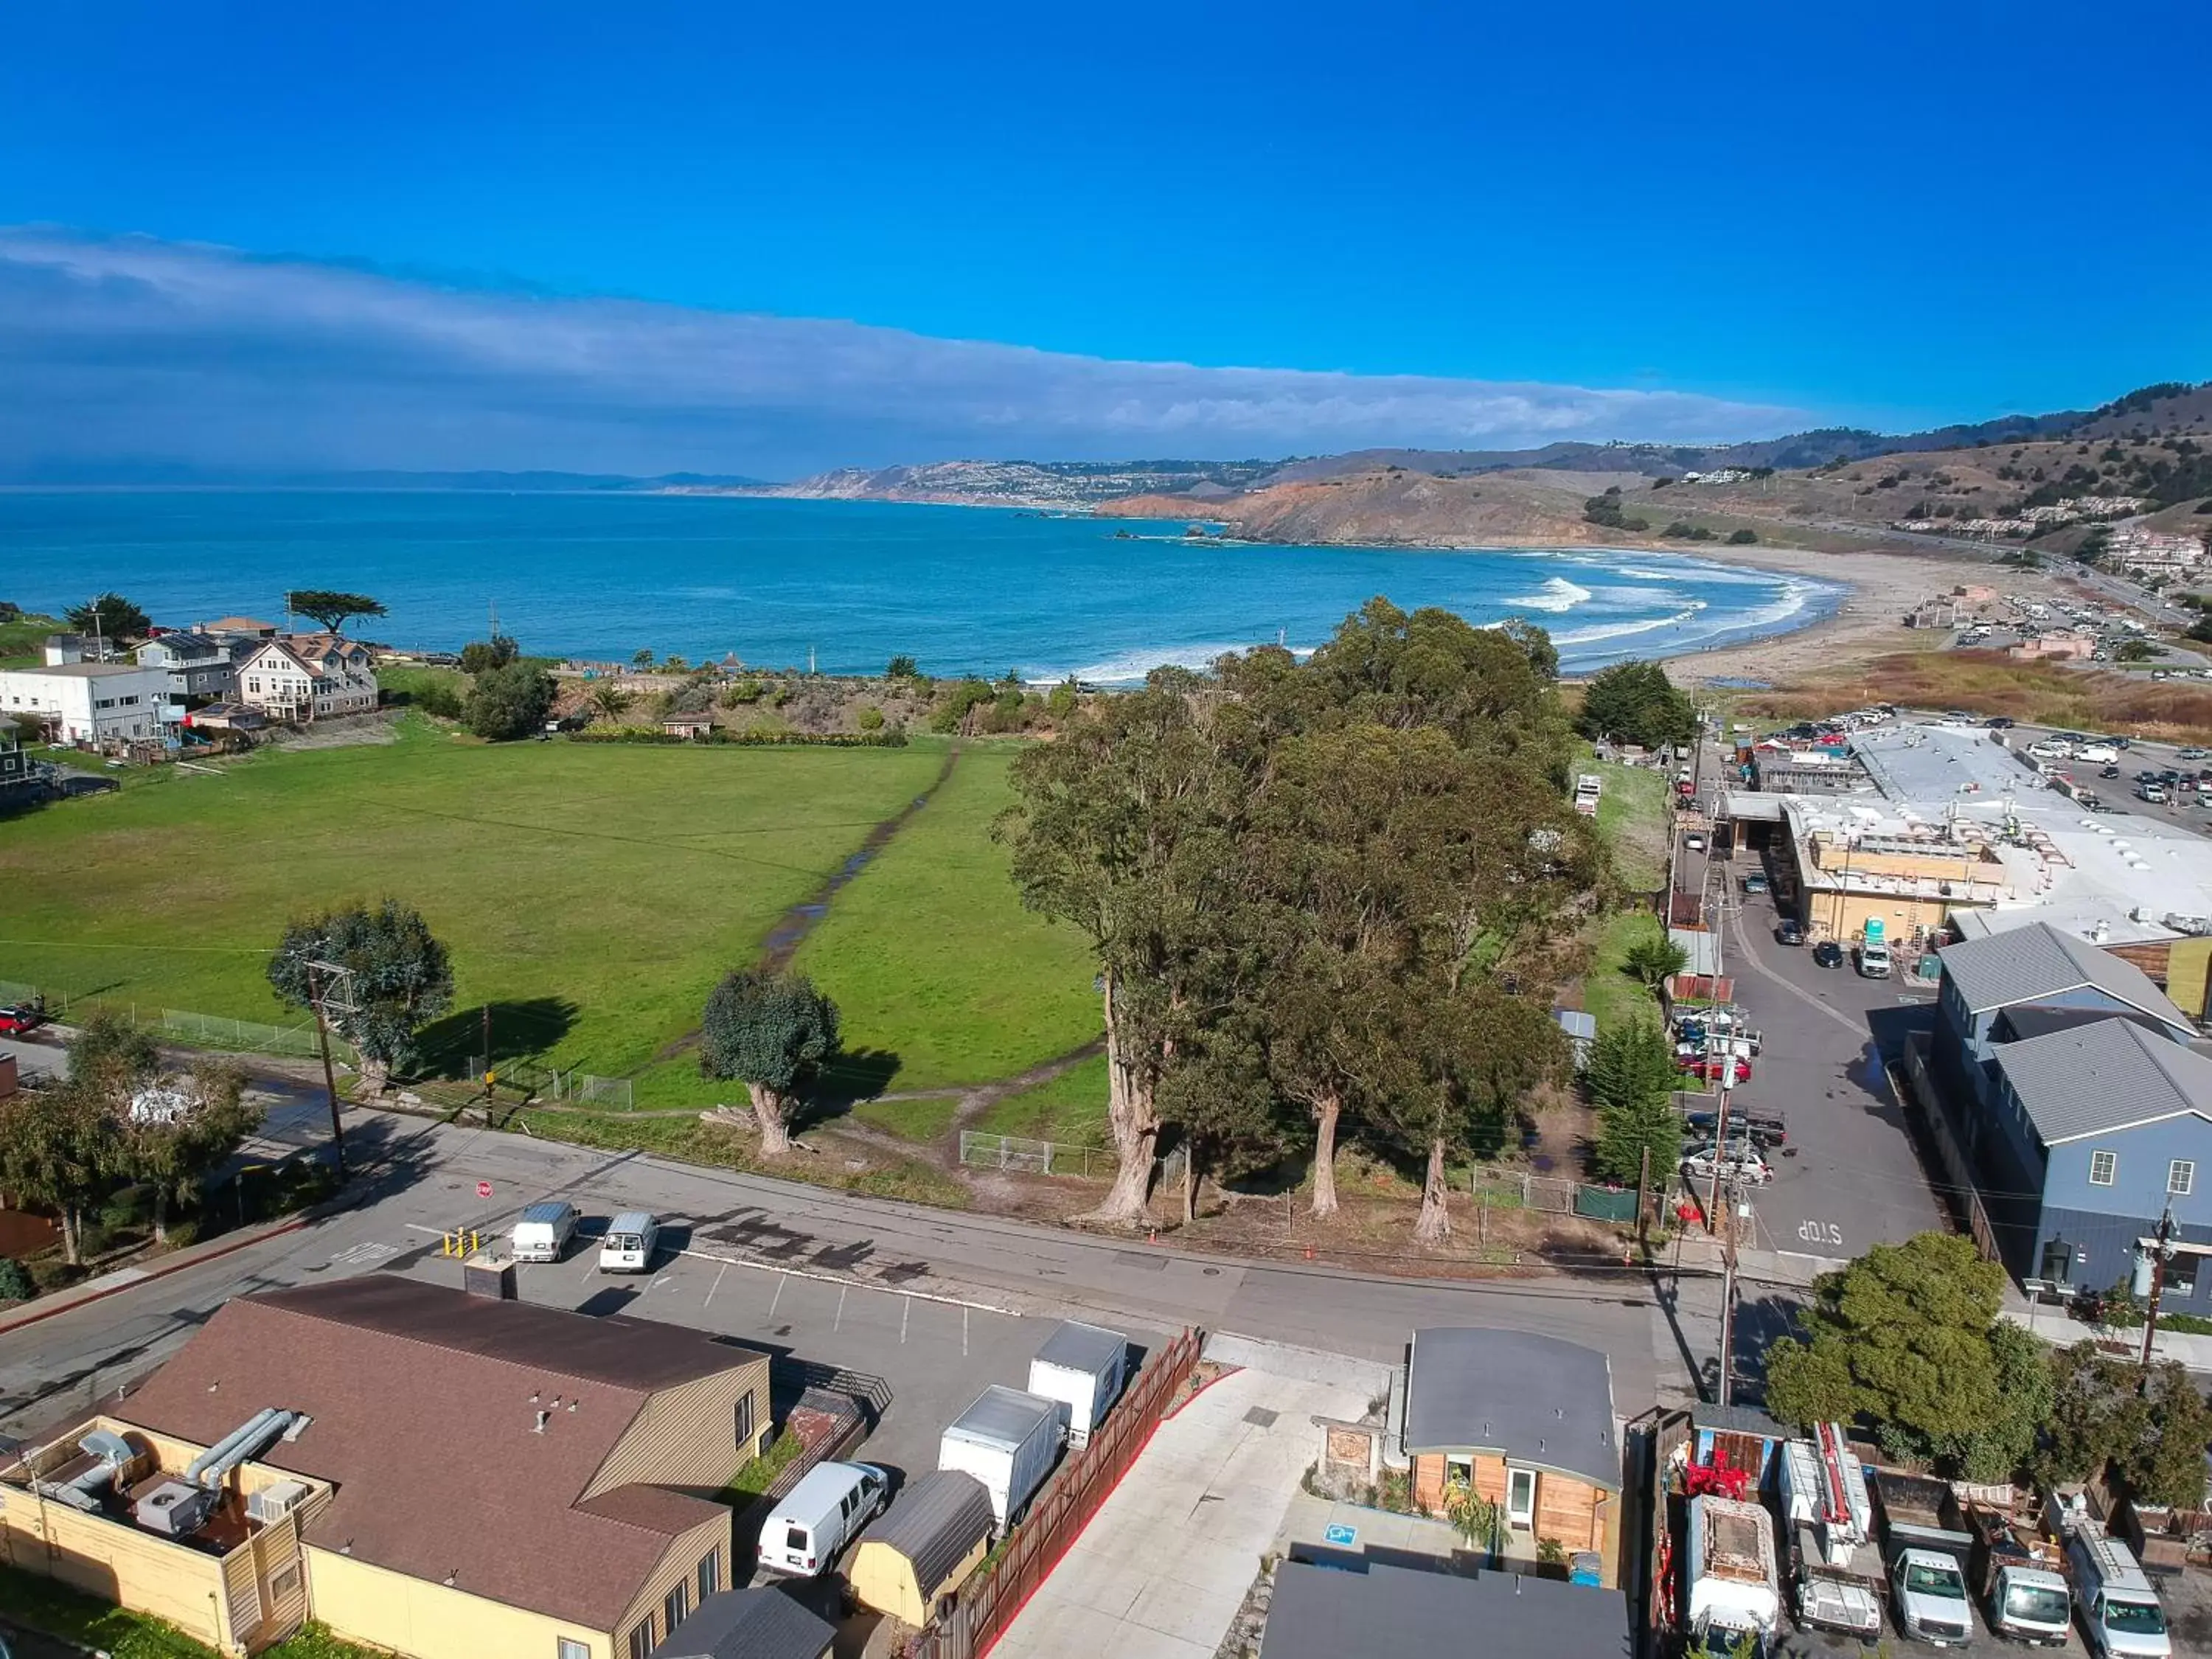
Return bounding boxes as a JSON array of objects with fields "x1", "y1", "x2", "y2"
[{"x1": 0, "y1": 491, "x2": 1842, "y2": 682}]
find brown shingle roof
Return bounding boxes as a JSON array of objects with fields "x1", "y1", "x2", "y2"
[{"x1": 120, "y1": 1278, "x2": 763, "y2": 1632}]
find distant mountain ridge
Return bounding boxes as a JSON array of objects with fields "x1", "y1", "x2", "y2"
[{"x1": 0, "y1": 465, "x2": 768, "y2": 490}]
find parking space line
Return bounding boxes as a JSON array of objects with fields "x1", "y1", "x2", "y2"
[
  {"x1": 900, "y1": 1295, "x2": 910, "y2": 1345},
  {"x1": 768, "y1": 1270, "x2": 786, "y2": 1320},
  {"x1": 835, "y1": 1285, "x2": 846, "y2": 1332},
  {"x1": 672, "y1": 1244, "x2": 1022, "y2": 1316},
  {"x1": 706, "y1": 1262, "x2": 727, "y2": 1307},
  {"x1": 963, "y1": 1304, "x2": 970, "y2": 1357}
]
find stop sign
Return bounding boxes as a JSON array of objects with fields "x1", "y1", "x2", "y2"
[{"x1": 476, "y1": 1180, "x2": 493, "y2": 1200}]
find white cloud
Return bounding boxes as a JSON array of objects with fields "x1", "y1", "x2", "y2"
[{"x1": 0, "y1": 228, "x2": 1799, "y2": 478}]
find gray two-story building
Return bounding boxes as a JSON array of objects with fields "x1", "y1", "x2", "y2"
[
  {"x1": 135, "y1": 630, "x2": 247, "y2": 704},
  {"x1": 1930, "y1": 922, "x2": 2210, "y2": 1295}
]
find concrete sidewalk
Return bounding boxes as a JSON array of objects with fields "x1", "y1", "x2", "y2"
[{"x1": 989, "y1": 1367, "x2": 1368, "y2": 1659}]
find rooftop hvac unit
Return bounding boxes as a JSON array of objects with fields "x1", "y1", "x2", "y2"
[
  {"x1": 246, "y1": 1480, "x2": 311, "y2": 1526},
  {"x1": 133, "y1": 1478, "x2": 218, "y2": 1538}
]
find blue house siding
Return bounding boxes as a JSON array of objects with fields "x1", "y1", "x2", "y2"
[
  {"x1": 2037, "y1": 1205, "x2": 2212, "y2": 1301},
  {"x1": 2031, "y1": 1120, "x2": 2212, "y2": 1293}
]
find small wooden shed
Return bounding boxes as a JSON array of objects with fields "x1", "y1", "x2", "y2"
[
  {"x1": 663, "y1": 712, "x2": 716, "y2": 740},
  {"x1": 848, "y1": 1469, "x2": 995, "y2": 1627}
]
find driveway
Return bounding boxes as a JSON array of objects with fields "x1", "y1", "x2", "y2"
[
  {"x1": 988, "y1": 1366, "x2": 1368, "y2": 1659},
  {"x1": 1692, "y1": 876, "x2": 1947, "y2": 1265}
]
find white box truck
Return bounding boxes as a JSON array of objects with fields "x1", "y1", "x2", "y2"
[
  {"x1": 1778, "y1": 1427, "x2": 1882, "y2": 1639},
  {"x1": 939, "y1": 1385, "x2": 1065, "y2": 1533},
  {"x1": 1687, "y1": 1495, "x2": 1780, "y2": 1652},
  {"x1": 1026, "y1": 1321, "x2": 1128, "y2": 1450}
]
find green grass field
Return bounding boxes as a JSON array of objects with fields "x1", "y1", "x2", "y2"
[
  {"x1": 0, "y1": 718, "x2": 946, "y2": 1080},
  {"x1": 971, "y1": 1052, "x2": 1110, "y2": 1144},
  {"x1": 1575, "y1": 743, "x2": 1671, "y2": 891},
  {"x1": 784, "y1": 745, "x2": 1102, "y2": 1094},
  {"x1": 0, "y1": 610, "x2": 61, "y2": 669}
]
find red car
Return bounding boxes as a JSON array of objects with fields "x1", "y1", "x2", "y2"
[
  {"x1": 1677, "y1": 1054, "x2": 1752, "y2": 1085},
  {"x1": 0, "y1": 1004, "x2": 45, "y2": 1035}
]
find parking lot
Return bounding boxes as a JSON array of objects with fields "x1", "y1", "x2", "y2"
[{"x1": 382, "y1": 1211, "x2": 1166, "y2": 1486}]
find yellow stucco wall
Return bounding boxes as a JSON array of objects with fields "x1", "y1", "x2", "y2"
[
  {"x1": 1807, "y1": 887, "x2": 1955, "y2": 942},
  {"x1": 305, "y1": 1546, "x2": 611, "y2": 1659},
  {"x1": 2167, "y1": 936, "x2": 2212, "y2": 1023},
  {"x1": 0, "y1": 1496, "x2": 231, "y2": 1648}
]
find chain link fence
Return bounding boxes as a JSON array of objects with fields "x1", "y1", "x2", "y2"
[
  {"x1": 0, "y1": 978, "x2": 353, "y2": 1064},
  {"x1": 957, "y1": 1130, "x2": 1185, "y2": 1186}
]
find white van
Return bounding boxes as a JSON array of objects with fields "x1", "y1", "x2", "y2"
[
  {"x1": 598, "y1": 1211, "x2": 661, "y2": 1274},
  {"x1": 510, "y1": 1200, "x2": 580, "y2": 1263},
  {"x1": 2072, "y1": 1531, "x2": 2171, "y2": 1658},
  {"x1": 1857, "y1": 939, "x2": 1893, "y2": 978},
  {"x1": 758, "y1": 1461, "x2": 888, "y2": 1577}
]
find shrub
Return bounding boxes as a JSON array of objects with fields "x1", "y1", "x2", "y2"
[
  {"x1": 566, "y1": 726, "x2": 908, "y2": 748},
  {"x1": 856, "y1": 704, "x2": 886, "y2": 732},
  {"x1": 1727, "y1": 529, "x2": 1758, "y2": 545},
  {"x1": 723, "y1": 678, "x2": 765, "y2": 705},
  {"x1": 0, "y1": 1258, "x2": 32, "y2": 1302}
]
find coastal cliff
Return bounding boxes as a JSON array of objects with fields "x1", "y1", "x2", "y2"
[{"x1": 1098, "y1": 466, "x2": 1647, "y2": 548}]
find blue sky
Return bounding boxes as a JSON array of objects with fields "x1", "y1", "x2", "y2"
[{"x1": 2, "y1": 0, "x2": 2207, "y2": 476}]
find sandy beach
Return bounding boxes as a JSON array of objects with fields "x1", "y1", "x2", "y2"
[{"x1": 1622, "y1": 536, "x2": 2053, "y2": 688}]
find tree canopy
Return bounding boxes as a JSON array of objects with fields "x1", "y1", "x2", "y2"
[
  {"x1": 1578, "y1": 659, "x2": 1697, "y2": 750},
  {"x1": 1000, "y1": 597, "x2": 1598, "y2": 1231},
  {"x1": 464, "y1": 660, "x2": 556, "y2": 740},
  {"x1": 65, "y1": 591, "x2": 150, "y2": 642},
  {"x1": 1586, "y1": 1020, "x2": 1682, "y2": 1186},
  {"x1": 460, "y1": 634, "x2": 521, "y2": 675},
  {"x1": 700, "y1": 970, "x2": 841, "y2": 1155},
  {"x1": 2042, "y1": 1343, "x2": 2212, "y2": 1509},
  {"x1": 287, "y1": 591, "x2": 387, "y2": 633},
  {"x1": 1764, "y1": 1233, "x2": 2021, "y2": 1473},
  {"x1": 268, "y1": 900, "x2": 455, "y2": 1092}
]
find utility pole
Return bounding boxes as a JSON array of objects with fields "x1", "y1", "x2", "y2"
[
  {"x1": 1705, "y1": 1079, "x2": 1732, "y2": 1236},
  {"x1": 1637, "y1": 1144, "x2": 1652, "y2": 1248},
  {"x1": 2139, "y1": 1203, "x2": 2178, "y2": 1381},
  {"x1": 1717, "y1": 1192, "x2": 1740, "y2": 1407},
  {"x1": 307, "y1": 960, "x2": 355, "y2": 1179}
]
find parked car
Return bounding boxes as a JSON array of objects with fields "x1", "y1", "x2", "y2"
[
  {"x1": 597, "y1": 1211, "x2": 661, "y2": 1274},
  {"x1": 0, "y1": 1005, "x2": 44, "y2": 1035},
  {"x1": 509, "y1": 1200, "x2": 581, "y2": 1263},
  {"x1": 1685, "y1": 1109, "x2": 1787, "y2": 1148},
  {"x1": 1812, "y1": 940, "x2": 1846, "y2": 969},
  {"x1": 1684, "y1": 833, "x2": 1708, "y2": 852},
  {"x1": 2178, "y1": 747, "x2": 2208, "y2": 761},
  {"x1": 1682, "y1": 1145, "x2": 1773, "y2": 1186},
  {"x1": 1742, "y1": 873, "x2": 1770, "y2": 895},
  {"x1": 1678, "y1": 1055, "x2": 1753, "y2": 1085},
  {"x1": 1775, "y1": 918, "x2": 1804, "y2": 946},
  {"x1": 2101, "y1": 764, "x2": 2123, "y2": 779},
  {"x1": 1857, "y1": 940, "x2": 1893, "y2": 978}
]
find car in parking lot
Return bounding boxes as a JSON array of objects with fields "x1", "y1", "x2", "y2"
[
  {"x1": 1775, "y1": 918, "x2": 1804, "y2": 946},
  {"x1": 1985, "y1": 716, "x2": 2014, "y2": 729},
  {"x1": 2180, "y1": 747, "x2": 2208, "y2": 761},
  {"x1": 1684, "y1": 1108, "x2": 1787, "y2": 1148},
  {"x1": 1677, "y1": 1054, "x2": 1752, "y2": 1085},
  {"x1": 1812, "y1": 939, "x2": 1846, "y2": 969},
  {"x1": 1681, "y1": 1144, "x2": 1773, "y2": 1186},
  {"x1": 2101, "y1": 763, "x2": 2122, "y2": 779}
]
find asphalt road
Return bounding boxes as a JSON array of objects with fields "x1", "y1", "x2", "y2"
[{"x1": 0, "y1": 1098, "x2": 1707, "y2": 1453}]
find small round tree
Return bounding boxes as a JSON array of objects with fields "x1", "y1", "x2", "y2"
[
  {"x1": 699, "y1": 970, "x2": 841, "y2": 1155},
  {"x1": 268, "y1": 900, "x2": 456, "y2": 1094}
]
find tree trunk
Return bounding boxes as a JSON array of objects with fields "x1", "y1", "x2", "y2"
[
  {"x1": 1310, "y1": 1093, "x2": 1342, "y2": 1218},
  {"x1": 1077, "y1": 971, "x2": 1158, "y2": 1226},
  {"x1": 60, "y1": 1207, "x2": 80, "y2": 1267},
  {"x1": 152, "y1": 1186, "x2": 169, "y2": 1248},
  {"x1": 358, "y1": 1054, "x2": 391, "y2": 1096},
  {"x1": 748, "y1": 1083, "x2": 793, "y2": 1155},
  {"x1": 1181, "y1": 1142, "x2": 1198, "y2": 1225},
  {"x1": 1413, "y1": 1136, "x2": 1453, "y2": 1243}
]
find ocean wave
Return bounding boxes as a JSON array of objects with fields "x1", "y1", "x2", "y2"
[
  {"x1": 1503, "y1": 576, "x2": 1593, "y2": 613},
  {"x1": 1554, "y1": 602, "x2": 1710, "y2": 647},
  {"x1": 1051, "y1": 640, "x2": 1315, "y2": 684}
]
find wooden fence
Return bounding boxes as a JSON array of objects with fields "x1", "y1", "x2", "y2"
[{"x1": 907, "y1": 1326, "x2": 1203, "y2": 1659}]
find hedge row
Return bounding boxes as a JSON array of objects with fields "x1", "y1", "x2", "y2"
[{"x1": 566, "y1": 726, "x2": 909, "y2": 748}]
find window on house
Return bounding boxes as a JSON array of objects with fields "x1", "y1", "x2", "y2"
[
  {"x1": 557, "y1": 1641, "x2": 589, "y2": 1659},
  {"x1": 2171, "y1": 1161, "x2": 2196, "y2": 1197},
  {"x1": 664, "y1": 1580, "x2": 689, "y2": 1632},
  {"x1": 698, "y1": 1549, "x2": 719, "y2": 1600},
  {"x1": 2090, "y1": 1150, "x2": 2118, "y2": 1186},
  {"x1": 2168, "y1": 1255, "x2": 2200, "y2": 1298},
  {"x1": 627, "y1": 1621, "x2": 653, "y2": 1659},
  {"x1": 736, "y1": 1392, "x2": 755, "y2": 1450},
  {"x1": 1443, "y1": 1455, "x2": 1474, "y2": 1490}
]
